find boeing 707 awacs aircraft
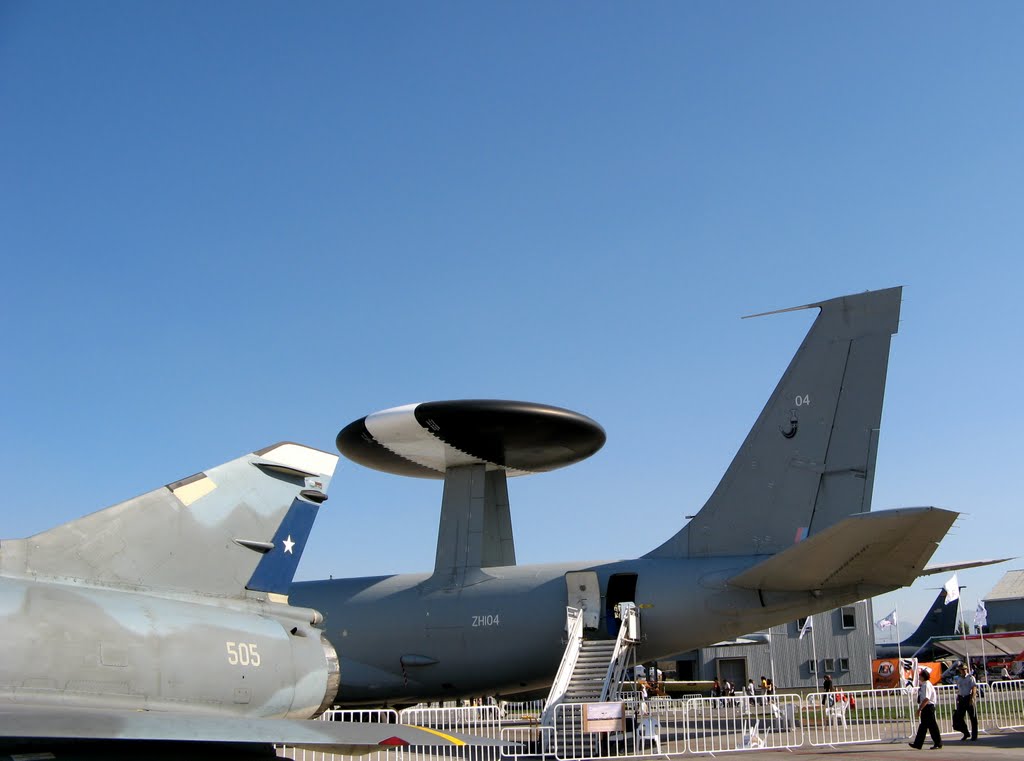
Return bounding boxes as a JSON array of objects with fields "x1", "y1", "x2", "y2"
[{"x1": 291, "y1": 287, "x2": 994, "y2": 706}]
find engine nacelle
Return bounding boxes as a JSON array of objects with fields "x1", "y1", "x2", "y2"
[{"x1": 0, "y1": 577, "x2": 339, "y2": 719}]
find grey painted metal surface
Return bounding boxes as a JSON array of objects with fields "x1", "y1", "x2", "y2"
[
  {"x1": 290, "y1": 287, "x2": 978, "y2": 706},
  {"x1": 0, "y1": 443, "x2": 475, "y2": 756}
]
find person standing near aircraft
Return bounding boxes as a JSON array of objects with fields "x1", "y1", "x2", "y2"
[
  {"x1": 953, "y1": 662, "x2": 979, "y2": 741},
  {"x1": 909, "y1": 667, "x2": 942, "y2": 750}
]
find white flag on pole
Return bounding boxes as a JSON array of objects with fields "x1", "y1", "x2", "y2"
[
  {"x1": 798, "y1": 615, "x2": 813, "y2": 640},
  {"x1": 974, "y1": 600, "x2": 988, "y2": 628},
  {"x1": 876, "y1": 610, "x2": 898, "y2": 630},
  {"x1": 943, "y1": 574, "x2": 960, "y2": 605}
]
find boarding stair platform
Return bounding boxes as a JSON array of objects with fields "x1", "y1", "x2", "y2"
[{"x1": 541, "y1": 603, "x2": 641, "y2": 756}]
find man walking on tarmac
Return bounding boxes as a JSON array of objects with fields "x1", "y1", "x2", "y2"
[
  {"x1": 953, "y1": 662, "x2": 979, "y2": 741},
  {"x1": 909, "y1": 667, "x2": 942, "y2": 750}
]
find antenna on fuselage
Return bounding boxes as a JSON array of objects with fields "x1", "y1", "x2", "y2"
[{"x1": 335, "y1": 400, "x2": 606, "y2": 591}]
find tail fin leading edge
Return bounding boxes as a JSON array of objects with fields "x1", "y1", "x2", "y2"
[
  {"x1": 6, "y1": 442, "x2": 338, "y2": 598},
  {"x1": 647, "y1": 287, "x2": 903, "y2": 559}
]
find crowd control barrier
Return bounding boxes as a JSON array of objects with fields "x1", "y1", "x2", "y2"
[{"x1": 278, "y1": 682, "x2": 1024, "y2": 761}]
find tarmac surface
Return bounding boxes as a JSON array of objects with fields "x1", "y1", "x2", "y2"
[{"x1": 683, "y1": 728, "x2": 1024, "y2": 760}]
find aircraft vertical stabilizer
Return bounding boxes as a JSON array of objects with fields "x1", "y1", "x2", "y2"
[
  {"x1": 646, "y1": 286, "x2": 902, "y2": 559},
  {"x1": 2, "y1": 442, "x2": 337, "y2": 598}
]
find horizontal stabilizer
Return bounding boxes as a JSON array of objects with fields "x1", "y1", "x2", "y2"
[
  {"x1": 0, "y1": 704, "x2": 493, "y2": 755},
  {"x1": 727, "y1": 507, "x2": 958, "y2": 592},
  {"x1": 920, "y1": 558, "x2": 1015, "y2": 575}
]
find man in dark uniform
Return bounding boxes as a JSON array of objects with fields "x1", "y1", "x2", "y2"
[{"x1": 953, "y1": 662, "x2": 979, "y2": 741}]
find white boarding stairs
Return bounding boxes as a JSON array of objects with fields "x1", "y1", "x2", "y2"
[{"x1": 541, "y1": 602, "x2": 641, "y2": 728}]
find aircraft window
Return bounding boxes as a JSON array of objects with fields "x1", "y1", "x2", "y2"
[
  {"x1": 824, "y1": 658, "x2": 836, "y2": 672},
  {"x1": 839, "y1": 657, "x2": 850, "y2": 671},
  {"x1": 841, "y1": 606, "x2": 857, "y2": 629}
]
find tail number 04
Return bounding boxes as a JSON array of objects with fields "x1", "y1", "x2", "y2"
[{"x1": 226, "y1": 641, "x2": 262, "y2": 667}]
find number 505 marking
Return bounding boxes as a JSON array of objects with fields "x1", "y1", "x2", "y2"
[{"x1": 226, "y1": 641, "x2": 261, "y2": 667}]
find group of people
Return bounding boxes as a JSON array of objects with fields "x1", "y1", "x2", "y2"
[
  {"x1": 710, "y1": 676, "x2": 776, "y2": 699},
  {"x1": 909, "y1": 663, "x2": 979, "y2": 750}
]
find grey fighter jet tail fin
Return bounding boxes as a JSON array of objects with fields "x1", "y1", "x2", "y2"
[
  {"x1": 3, "y1": 443, "x2": 338, "y2": 599},
  {"x1": 646, "y1": 287, "x2": 902, "y2": 559}
]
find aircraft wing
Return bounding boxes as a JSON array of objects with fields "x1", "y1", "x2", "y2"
[
  {"x1": 726, "y1": 507, "x2": 958, "y2": 592},
  {"x1": 0, "y1": 704, "x2": 492, "y2": 759},
  {"x1": 919, "y1": 558, "x2": 1015, "y2": 575}
]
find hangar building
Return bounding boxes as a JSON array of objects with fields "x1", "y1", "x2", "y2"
[
  {"x1": 668, "y1": 601, "x2": 876, "y2": 691},
  {"x1": 984, "y1": 569, "x2": 1024, "y2": 632}
]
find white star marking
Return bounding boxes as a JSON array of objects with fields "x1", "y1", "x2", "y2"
[{"x1": 282, "y1": 535, "x2": 296, "y2": 554}]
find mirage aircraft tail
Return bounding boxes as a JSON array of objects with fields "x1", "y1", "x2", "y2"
[
  {"x1": 646, "y1": 286, "x2": 903, "y2": 560},
  {"x1": 0, "y1": 442, "x2": 338, "y2": 599}
]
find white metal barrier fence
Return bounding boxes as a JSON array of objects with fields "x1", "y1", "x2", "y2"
[
  {"x1": 279, "y1": 709, "x2": 400, "y2": 761},
  {"x1": 501, "y1": 699, "x2": 547, "y2": 722},
  {"x1": 989, "y1": 678, "x2": 1024, "y2": 730},
  {"x1": 278, "y1": 682, "x2": 1024, "y2": 761},
  {"x1": 804, "y1": 688, "x2": 915, "y2": 747},
  {"x1": 400, "y1": 705, "x2": 503, "y2": 761},
  {"x1": 686, "y1": 694, "x2": 803, "y2": 754},
  {"x1": 548, "y1": 700, "x2": 680, "y2": 760}
]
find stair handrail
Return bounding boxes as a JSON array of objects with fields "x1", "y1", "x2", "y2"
[
  {"x1": 541, "y1": 606, "x2": 585, "y2": 726},
  {"x1": 600, "y1": 604, "x2": 640, "y2": 702}
]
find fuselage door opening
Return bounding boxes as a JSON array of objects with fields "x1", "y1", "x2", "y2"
[{"x1": 605, "y1": 573, "x2": 638, "y2": 637}]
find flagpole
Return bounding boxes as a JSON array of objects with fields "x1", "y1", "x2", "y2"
[
  {"x1": 896, "y1": 601, "x2": 903, "y2": 666},
  {"x1": 978, "y1": 605, "x2": 988, "y2": 679},
  {"x1": 863, "y1": 600, "x2": 874, "y2": 688},
  {"x1": 957, "y1": 595, "x2": 971, "y2": 671},
  {"x1": 811, "y1": 617, "x2": 819, "y2": 689}
]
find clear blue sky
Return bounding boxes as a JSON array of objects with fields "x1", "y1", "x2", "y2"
[{"x1": 3, "y1": 2, "x2": 1021, "y2": 633}]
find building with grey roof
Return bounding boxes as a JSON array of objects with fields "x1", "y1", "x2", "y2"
[
  {"x1": 667, "y1": 601, "x2": 876, "y2": 691},
  {"x1": 984, "y1": 569, "x2": 1024, "y2": 632}
]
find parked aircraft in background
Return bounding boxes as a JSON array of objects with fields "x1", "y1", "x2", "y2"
[
  {"x1": 0, "y1": 443, "x2": 473, "y2": 758},
  {"x1": 875, "y1": 588, "x2": 961, "y2": 660},
  {"x1": 292, "y1": 287, "x2": 1000, "y2": 706}
]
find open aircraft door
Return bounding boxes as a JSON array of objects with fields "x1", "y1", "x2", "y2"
[{"x1": 565, "y1": 571, "x2": 601, "y2": 629}]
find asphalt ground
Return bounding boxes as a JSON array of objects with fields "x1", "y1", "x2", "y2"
[{"x1": 708, "y1": 728, "x2": 1024, "y2": 760}]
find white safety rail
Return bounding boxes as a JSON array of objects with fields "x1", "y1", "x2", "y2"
[
  {"x1": 930, "y1": 683, "x2": 967, "y2": 737},
  {"x1": 933, "y1": 682, "x2": 1002, "y2": 737},
  {"x1": 279, "y1": 709, "x2": 401, "y2": 761},
  {"x1": 548, "y1": 700, "x2": 682, "y2": 761},
  {"x1": 600, "y1": 605, "x2": 640, "y2": 702},
  {"x1": 803, "y1": 688, "x2": 915, "y2": 747},
  {"x1": 501, "y1": 724, "x2": 555, "y2": 761},
  {"x1": 541, "y1": 607, "x2": 585, "y2": 727},
  {"x1": 988, "y1": 679, "x2": 1024, "y2": 730},
  {"x1": 400, "y1": 705, "x2": 503, "y2": 761},
  {"x1": 278, "y1": 685, "x2": 1024, "y2": 761},
  {"x1": 686, "y1": 695, "x2": 803, "y2": 755},
  {"x1": 502, "y1": 699, "x2": 547, "y2": 722}
]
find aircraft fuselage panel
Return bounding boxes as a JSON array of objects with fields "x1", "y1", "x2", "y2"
[
  {"x1": 291, "y1": 555, "x2": 868, "y2": 704},
  {"x1": 0, "y1": 576, "x2": 336, "y2": 718}
]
